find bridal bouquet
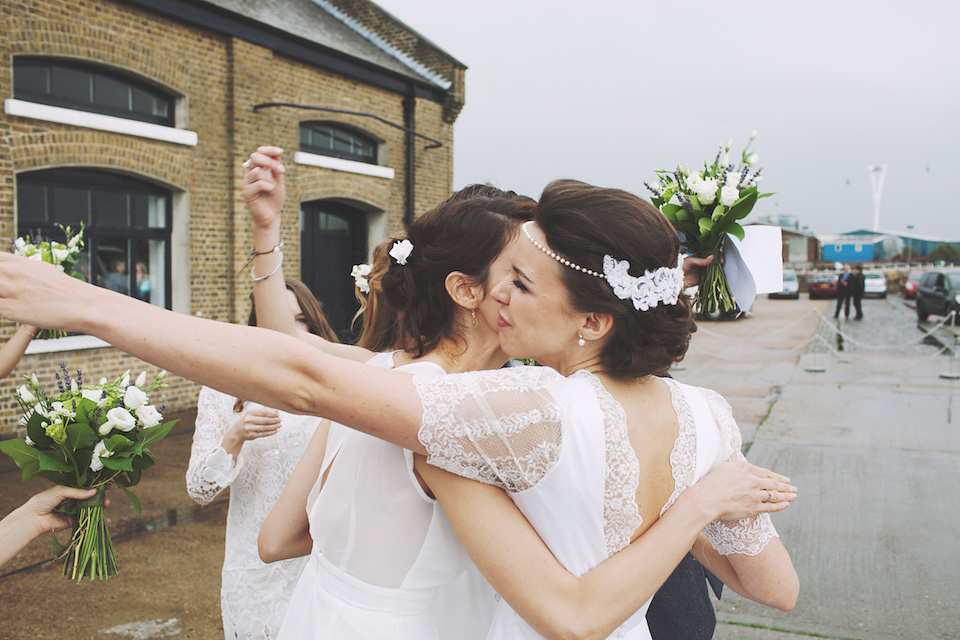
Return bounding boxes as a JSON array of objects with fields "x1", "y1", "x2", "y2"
[
  {"x1": 0, "y1": 365, "x2": 176, "y2": 582},
  {"x1": 647, "y1": 133, "x2": 771, "y2": 315},
  {"x1": 12, "y1": 224, "x2": 86, "y2": 338}
]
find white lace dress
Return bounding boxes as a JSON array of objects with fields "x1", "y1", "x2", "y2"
[
  {"x1": 277, "y1": 351, "x2": 498, "y2": 640},
  {"x1": 186, "y1": 387, "x2": 322, "y2": 640},
  {"x1": 414, "y1": 366, "x2": 778, "y2": 640}
]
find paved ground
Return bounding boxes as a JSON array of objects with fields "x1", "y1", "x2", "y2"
[{"x1": 2, "y1": 293, "x2": 958, "y2": 639}]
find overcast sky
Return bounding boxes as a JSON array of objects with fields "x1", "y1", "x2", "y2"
[{"x1": 372, "y1": 0, "x2": 960, "y2": 240}]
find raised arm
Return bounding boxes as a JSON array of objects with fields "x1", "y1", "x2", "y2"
[
  {"x1": 0, "y1": 253, "x2": 426, "y2": 454},
  {"x1": 243, "y1": 147, "x2": 373, "y2": 364},
  {"x1": 0, "y1": 323, "x2": 36, "y2": 378},
  {"x1": 259, "y1": 417, "x2": 332, "y2": 562},
  {"x1": 417, "y1": 458, "x2": 797, "y2": 640}
]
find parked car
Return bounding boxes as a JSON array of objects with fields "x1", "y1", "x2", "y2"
[
  {"x1": 768, "y1": 268, "x2": 800, "y2": 299},
  {"x1": 808, "y1": 273, "x2": 838, "y2": 299},
  {"x1": 915, "y1": 269, "x2": 960, "y2": 321},
  {"x1": 862, "y1": 270, "x2": 887, "y2": 298},
  {"x1": 903, "y1": 270, "x2": 924, "y2": 299}
]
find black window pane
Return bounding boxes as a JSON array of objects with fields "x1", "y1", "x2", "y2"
[
  {"x1": 14, "y1": 63, "x2": 49, "y2": 95},
  {"x1": 94, "y1": 74, "x2": 130, "y2": 111},
  {"x1": 50, "y1": 186, "x2": 90, "y2": 227},
  {"x1": 96, "y1": 237, "x2": 130, "y2": 295},
  {"x1": 95, "y1": 191, "x2": 130, "y2": 227},
  {"x1": 51, "y1": 65, "x2": 91, "y2": 105},
  {"x1": 17, "y1": 183, "x2": 48, "y2": 224},
  {"x1": 131, "y1": 87, "x2": 168, "y2": 119}
]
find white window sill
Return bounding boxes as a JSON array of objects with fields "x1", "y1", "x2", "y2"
[
  {"x1": 25, "y1": 335, "x2": 112, "y2": 355},
  {"x1": 4, "y1": 99, "x2": 198, "y2": 146},
  {"x1": 294, "y1": 151, "x2": 395, "y2": 179}
]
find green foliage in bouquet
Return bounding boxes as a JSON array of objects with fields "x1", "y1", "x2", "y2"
[
  {"x1": 647, "y1": 133, "x2": 772, "y2": 315},
  {"x1": 12, "y1": 224, "x2": 86, "y2": 339},
  {"x1": 0, "y1": 365, "x2": 176, "y2": 582}
]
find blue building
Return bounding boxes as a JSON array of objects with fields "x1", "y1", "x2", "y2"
[
  {"x1": 820, "y1": 232, "x2": 899, "y2": 263},
  {"x1": 839, "y1": 229, "x2": 960, "y2": 261}
]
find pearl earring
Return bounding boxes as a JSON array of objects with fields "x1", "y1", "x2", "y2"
[{"x1": 578, "y1": 333, "x2": 586, "y2": 347}]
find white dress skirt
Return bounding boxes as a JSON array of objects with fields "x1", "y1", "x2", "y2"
[
  {"x1": 414, "y1": 366, "x2": 779, "y2": 640},
  {"x1": 277, "y1": 351, "x2": 497, "y2": 640}
]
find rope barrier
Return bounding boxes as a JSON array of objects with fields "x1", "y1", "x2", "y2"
[{"x1": 810, "y1": 308, "x2": 958, "y2": 352}]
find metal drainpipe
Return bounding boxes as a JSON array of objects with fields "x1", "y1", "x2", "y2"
[{"x1": 403, "y1": 91, "x2": 416, "y2": 227}]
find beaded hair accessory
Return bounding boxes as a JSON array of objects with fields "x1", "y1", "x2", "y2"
[{"x1": 521, "y1": 221, "x2": 684, "y2": 311}]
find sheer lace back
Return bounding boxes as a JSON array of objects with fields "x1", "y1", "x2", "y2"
[{"x1": 415, "y1": 366, "x2": 565, "y2": 491}]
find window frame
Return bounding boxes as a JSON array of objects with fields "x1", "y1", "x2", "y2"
[
  {"x1": 299, "y1": 121, "x2": 379, "y2": 165},
  {"x1": 13, "y1": 56, "x2": 176, "y2": 127}
]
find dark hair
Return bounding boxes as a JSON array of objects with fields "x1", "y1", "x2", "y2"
[
  {"x1": 238, "y1": 278, "x2": 338, "y2": 412},
  {"x1": 535, "y1": 179, "x2": 694, "y2": 379},
  {"x1": 352, "y1": 234, "x2": 406, "y2": 352},
  {"x1": 381, "y1": 193, "x2": 535, "y2": 357}
]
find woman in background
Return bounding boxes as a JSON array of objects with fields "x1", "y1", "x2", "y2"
[{"x1": 185, "y1": 278, "x2": 337, "y2": 640}]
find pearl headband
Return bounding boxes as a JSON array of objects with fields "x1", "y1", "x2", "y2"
[{"x1": 521, "y1": 221, "x2": 684, "y2": 311}]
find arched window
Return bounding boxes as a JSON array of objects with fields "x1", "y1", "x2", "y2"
[
  {"x1": 13, "y1": 57, "x2": 175, "y2": 126},
  {"x1": 17, "y1": 168, "x2": 172, "y2": 308},
  {"x1": 300, "y1": 122, "x2": 377, "y2": 164}
]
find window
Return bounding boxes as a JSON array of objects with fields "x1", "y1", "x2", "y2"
[
  {"x1": 300, "y1": 122, "x2": 377, "y2": 164},
  {"x1": 18, "y1": 168, "x2": 172, "y2": 309},
  {"x1": 14, "y1": 57, "x2": 175, "y2": 126},
  {"x1": 855, "y1": 244, "x2": 863, "y2": 252},
  {"x1": 834, "y1": 244, "x2": 842, "y2": 252}
]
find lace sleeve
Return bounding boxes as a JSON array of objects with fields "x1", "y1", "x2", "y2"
[
  {"x1": 699, "y1": 388, "x2": 779, "y2": 556},
  {"x1": 185, "y1": 387, "x2": 245, "y2": 506},
  {"x1": 413, "y1": 366, "x2": 566, "y2": 492}
]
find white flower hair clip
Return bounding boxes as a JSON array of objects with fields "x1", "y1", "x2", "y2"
[
  {"x1": 389, "y1": 239, "x2": 414, "y2": 265},
  {"x1": 351, "y1": 263, "x2": 372, "y2": 294},
  {"x1": 602, "y1": 253, "x2": 685, "y2": 311}
]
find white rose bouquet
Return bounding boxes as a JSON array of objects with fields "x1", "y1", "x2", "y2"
[
  {"x1": 0, "y1": 364, "x2": 176, "y2": 582},
  {"x1": 12, "y1": 224, "x2": 86, "y2": 338},
  {"x1": 647, "y1": 133, "x2": 771, "y2": 316}
]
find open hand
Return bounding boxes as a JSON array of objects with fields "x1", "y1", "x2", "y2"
[
  {"x1": 687, "y1": 460, "x2": 797, "y2": 522},
  {"x1": 231, "y1": 404, "x2": 282, "y2": 442}
]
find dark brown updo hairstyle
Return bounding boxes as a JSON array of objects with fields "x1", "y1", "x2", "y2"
[
  {"x1": 534, "y1": 179, "x2": 694, "y2": 379},
  {"x1": 381, "y1": 188, "x2": 535, "y2": 357},
  {"x1": 238, "y1": 278, "x2": 338, "y2": 412},
  {"x1": 352, "y1": 234, "x2": 406, "y2": 352}
]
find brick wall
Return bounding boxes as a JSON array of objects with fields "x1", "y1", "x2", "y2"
[{"x1": 0, "y1": 0, "x2": 456, "y2": 437}]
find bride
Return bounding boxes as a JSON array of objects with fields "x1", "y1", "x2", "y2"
[{"x1": 0, "y1": 173, "x2": 798, "y2": 639}]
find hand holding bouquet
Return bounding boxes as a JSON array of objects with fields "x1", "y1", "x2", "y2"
[
  {"x1": 0, "y1": 365, "x2": 176, "y2": 581},
  {"x1": 647, "y1": 133, "x2": 771, "y2": 316},
  {"x1": 11, "y1": 224, "x2": 85, "y2": 338}
]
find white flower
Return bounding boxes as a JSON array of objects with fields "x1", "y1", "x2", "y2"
[
  {"x1": 668, "y1": 194, "x2": 681, "y2": 206},
  {"x1": 16, "y1": 385, "x2": 35, "y2": 404},
  {"x1": 99, "y1": 377, "x2": 107, "y2": 385},
  {"x1": 690, "y1": 177, "x2": 718, "y2": 205},
  {"x1": 119, "y1": 371, "x2": 131, "y2": 387},
  {"x1": 389, "y1": 239, "x2": 414, "y2": 265},
  {"x1": 51, "y1": 247, "x2": 70, "y2": 263},
  {"x1": 746, "y1": 153, "x2": 759, "y2": 166},
  {"x1": 725, "y1": 172, "x2": 741, "y2": 188},
  {"x1": 722, "y1": 153, "x2": 729, "y2": 166},
  {"x1": 351, "y1": 263, "x2": 372, "y2": 294},
  {"x1": 135, "y1": 371, "x2": 147, "y2": 389},
  {"x1": 81, "y1": 389, "x2": 108, "y2": 407},
  {"x1": 135, "y1": 404, "x2": 163, "y2": 428},
  {"x1": 750, "y1": 129, "x2": 758, "y2": 139},
  {"x1": 28, "y1": 252, "x2": 43, "y2": 261},
  {"x1": 720, "y1": 184, "x2": 740, "y2": 207},
  {"x1": 90, "y1": 440, "x2": 112, "y2": 471},
  {"x1": 13, "y1": 237, "x2": 26, "y2": 253},
  {"x1": 68, "y1": 233, "x2": 82, "y2": 249},
  {"x1": 50, "y1": 401, "x2": 76, "y2": 421},
  {"x1": 25, "y1": 435, "x2": 35, "y2": 447},
  {"x1": 687, "y1": 172, "x2": 703, "y2": 189},
  {"x1": 106, "y1": 407, "x2": 137, "y2": 432},
  {"x1": 30, "y1": 374, "x2": 39, "y2": 387},
  {"x1": 123, "y1": 384, "x2": 148, "y2": 410}
]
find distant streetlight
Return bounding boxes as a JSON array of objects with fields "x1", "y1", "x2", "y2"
[
  {"x1": 906, "y1": 224, "x2": 914, "y2": 266},
  {"x1": 869, "y1": 164, "x2": 887, "y2": 232}
]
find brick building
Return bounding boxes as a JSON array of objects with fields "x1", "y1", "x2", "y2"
[{"x1": 0, "y1": 0, "x2": 466, "y2": 436}]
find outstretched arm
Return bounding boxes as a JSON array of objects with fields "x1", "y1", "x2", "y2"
[
  {"x1": 0, "y1": 485, "x2": 98, "y2": 567},
  {"x1": 0, "y1": 323, "x2": 36, "y2": 378},
  {"x1": 417, "y1": 458, "x2": 798, "y2": 640},
  {"x1": 0, "y1": 254, "x2": 427, "y2": 453},
  {"x1": 244, "y1": 147, "x2": 374, "y2": 364}
]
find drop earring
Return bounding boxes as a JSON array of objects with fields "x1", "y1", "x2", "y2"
[
  {"x1": 471, "y1": 309, "x2": 479, "y2": 328},
  {"x1": 578, "y1": 333, "x2": 586, "y2": 347}
]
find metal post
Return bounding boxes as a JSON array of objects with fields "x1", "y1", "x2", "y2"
[
  {"x1": 805, "y1": 335, "x2": 826, "y2": 373},
  {"x1": 941, "y1": 311, "x2": 960, "y2": 380}
]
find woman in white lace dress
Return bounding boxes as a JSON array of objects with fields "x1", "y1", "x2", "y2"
[
  {"x1": 0, "y1": 177, "x2": 799, "y2": 639},
  {"x1": 185, "y1": 279, "x2": 337, "y2": 640}
]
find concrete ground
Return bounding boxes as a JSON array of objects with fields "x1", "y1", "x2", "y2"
[{"x1": 1, "y1": 294, "x2": 958, "y2": 639}]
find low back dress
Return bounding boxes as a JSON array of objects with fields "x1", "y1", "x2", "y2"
[
  {"x1": 414, "y1": 365, "x2": 779, "y2": 640},
  {"x1": 277, "y1": 351, "x2": 497, "y2": 640}
]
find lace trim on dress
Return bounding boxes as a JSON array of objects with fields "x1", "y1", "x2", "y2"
[
  {"x1": 186, "y1": 387, "x2": 240, "y2": 506},
  {"x1": 414, "y1": 366, "x2": 564, "y2": 492},
  {"x1": 659, "y1": 378, "x2": 698, "y2": 517},
  {"x1": 575, "y1": 371, "x2": 642, "y2": 556},
  {"x1": 699, "y1": 387, "x2": 779, "y2": 556},
  {"x1": 202, "y1": 446, "x2": 243, "y2": 486}
]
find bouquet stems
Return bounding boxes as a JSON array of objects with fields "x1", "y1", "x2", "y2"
[
  {"x1": 57, "y1": 486, "x2": 117, "y2": 582},
  {"x1": 695, "y1": 253, "x2": 734, "y2": 316}
]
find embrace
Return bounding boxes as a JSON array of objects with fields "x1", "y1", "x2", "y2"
[{"x1": 0, "y1": 146, "x2": 798, "y2": 640}]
